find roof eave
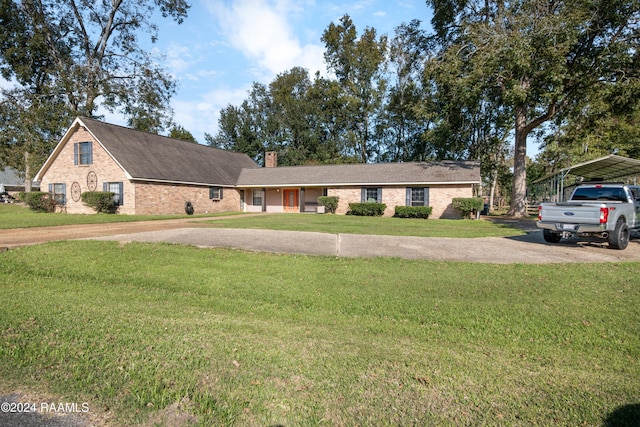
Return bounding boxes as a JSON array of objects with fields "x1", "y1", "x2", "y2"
[
  {"x1": 237, "y1": 180, "x2": 481, "y2": 188},
  {"x1": 130, "y1": 177, "x2": 233, "y2": 187},
  {"x1": 34, "y1": 117, "x2": 84, "y2": 181}
]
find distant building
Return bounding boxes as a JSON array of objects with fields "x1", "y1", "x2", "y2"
[{"x1": 0, "y1": 166, "x2": 38, "y2": 194}]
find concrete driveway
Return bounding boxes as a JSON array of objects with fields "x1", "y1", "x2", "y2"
[
  {"x1": 90, "y1": 226, "x2": 640, "y2": 263},
  {"x1": 3, "y1": 216, "x2": 640, "y2": 263}
]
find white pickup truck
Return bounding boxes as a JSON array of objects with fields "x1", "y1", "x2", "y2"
[{"x1": 537, "y1": 183, "x2": 640, "y2": 249}]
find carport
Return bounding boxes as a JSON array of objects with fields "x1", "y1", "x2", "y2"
[{"x1": 530, "y1": 154, "x2": 640, "y2": 202}]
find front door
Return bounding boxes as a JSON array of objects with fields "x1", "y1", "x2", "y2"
[{"x1": 283, "y1": 189, "x2": 299, "y2": 212}]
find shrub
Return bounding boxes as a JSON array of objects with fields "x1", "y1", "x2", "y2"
[
  {"x1": 21, "y1": 192, "x2": 56, "y2": 212},
  {"x1": 81, "y1": 191, "x2": 118, "y2": 213},
  {"x1": 452, "y1": 197, "x2": 484, "y2": 219},
  {"x1": 317, "y1": 196, "x2": 339, "y2": 213},
  {"x1": 347, "y1": 202, "x2": 386, "y2": 216},
  {"x1": 394, "y1": 206, "x2": 432, "y2": 219}
]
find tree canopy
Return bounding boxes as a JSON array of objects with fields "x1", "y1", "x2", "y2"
[
  {"x1": 425, "y1": 0, "x2": 640, "y2": 215},
  {"x1": 0, "y1": 0, "x2": 189, "y2": 184}
]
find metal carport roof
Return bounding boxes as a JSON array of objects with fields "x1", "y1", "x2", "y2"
[
  {"x1": 558, "y1": 154, "x2": 640, "y2": 180},
  {"x1": 530, "y1": 155, "x2": 640, "y2": 202}
]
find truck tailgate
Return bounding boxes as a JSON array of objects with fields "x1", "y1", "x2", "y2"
[{"x1": 539, "y1": 203, "x2": 604, "y2": 224}]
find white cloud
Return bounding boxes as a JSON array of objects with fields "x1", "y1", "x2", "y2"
[
  {"x1": 166, "y1": 43, "x2": 194, "y2": 76},
  {"x1": 172, "y1": 85, "x2": 252, "y2": 142},
  {"x1": 205, "y1": 0, "x2": 326, "y2": 80}
]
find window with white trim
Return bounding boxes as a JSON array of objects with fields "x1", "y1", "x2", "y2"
[
  {"x1": 49, "y1": 183, "x2": 66, "y2": 205},
  {"x1": 252, "y1": 189, "x2": 264, "y2": 206},
  {"x1": 406, "y1": 187, "x2": 430, "y2": 207},
  {"x1": 361, "y1": 187, "x2": 382, "y2": 203},
  {"x1": 104, "y1": 182, "x2": 124, "y2": 206},
  {"x1": 209, "y1": 186, "x2": 223, "y2": 200},
  {"x1": 74, "y1": 142, "x2": 93, "y2": 165}
]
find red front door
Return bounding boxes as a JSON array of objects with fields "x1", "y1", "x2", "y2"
[{"x1": 283, "y1": 189, "x2": 299, "y2": 212}]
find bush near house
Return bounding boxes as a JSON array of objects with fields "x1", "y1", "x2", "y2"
[
  {"x1": 317, "y1": 196, "x2": 339, "y2": 213},
  {"x1": 347, "y1": 202, "x2": 386, "y2": 216},
  {"x1": 452, "y1": 197, "x2": 484, "y2": 219},
  {"x1": 394, "y1": 206, "x2": 432, "y2": 219},
  {"x1": 19, "y1": 191, "x2": 56, "y2": 212},
  {"x1": 81, "y1": 191, "x2": 118, "y2": 213}
]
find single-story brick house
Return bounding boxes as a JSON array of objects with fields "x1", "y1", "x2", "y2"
[{"x1": 34, "y1": 117, "x2": 481, "y2": 217}]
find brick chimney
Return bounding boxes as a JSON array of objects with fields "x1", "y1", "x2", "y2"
[{"x1": 265, "y1": 151, "x2": 277, "y2": 168}]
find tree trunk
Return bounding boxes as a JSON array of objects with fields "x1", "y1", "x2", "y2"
[
  {"x1": 24, "y1": 151, "x2": 32, "y2": 193},
  {"x1": 508, "y1": 104, "x2": 528, "y2": 217},
  {"x1": 489, "y1": 169, "x2": 497, "y2": 213}
]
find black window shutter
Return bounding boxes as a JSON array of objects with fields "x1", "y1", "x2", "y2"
[
  {"x1": 219, "y1": 187, "x2": 223, "y2": 199},
  {"x1": 377, "y1": 187, "x2": 382, "y2": 203},
  {"x1": 424, "y1": 187, "x2": 430, "y2": 206},
  {"x1": 73, "y1": 143, "x2": 78, "y2": 165},
  {"x1": 118, "y1": 182, "x2": 124, "y2": 205},
  {"x1": 209, "y1": 187, "x2": 214, "y2": 199},
  {"x1": 61, "y1": 183, "x2": 66, "y2": 205},
  {"x1": 88, "y1": 142, "x2": 93, "y2": 164},
  {"x1": 361, "y1": 188, "x2": 366, "y2": 203},
  {"x1": 48, "y1": 183, "x2": 53, "y2": 193},
  {"x1": 103, "y1": 182, "x2": 107, "y2": 191},
  {"x1": 406, "y1": 188, "x2": 411, "y2": 206}
]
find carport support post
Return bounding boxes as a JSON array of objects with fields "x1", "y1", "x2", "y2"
[{"x1": 560, "y1": 169, "x2": 570, "y2": 201}]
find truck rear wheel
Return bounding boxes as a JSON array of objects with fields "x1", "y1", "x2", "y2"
[
  {"x1": 543, "y1": 229, "x2": 562, "y2": 243},
  {"x1": 608, "y1": 219, "x2": 629, "y2": 250}
]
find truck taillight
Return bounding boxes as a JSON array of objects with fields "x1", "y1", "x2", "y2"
[
  {"x1": 599, "y1": 207, "x2": 609, "y2": 224},
  {"x1": 538, "y1": 205, "x2": 542, "y2": 221}
]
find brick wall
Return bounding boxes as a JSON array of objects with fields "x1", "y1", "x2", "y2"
[
  {"x1": 39, "y1": 126, "x2": 133, "y2": 214},
  {"x1": 328, "y1": 184, "x2": 473, "y2": 218},
  {"x1": 40, "y1": 125, "x2": 242, "y2": 215},
  {"x1": 134, "y1": 182, "x2": 241, "y2": 215}
]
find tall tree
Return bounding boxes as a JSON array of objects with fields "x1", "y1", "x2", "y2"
[
  {"x1": 0, "y1": 0, "x2": 188, "y2": 183},
  {"x1": 208, "y1": 69, "x2": 353, "y2": 166},
  {"x1": 380, "y1": 20, "x2": 434, "y2": 162},
  {"x1": 426, "y1": 0, "x2": 640, "y2": 216},
  {"x1": 322, "y1": 15, "x2": 388, "y2": 163}
]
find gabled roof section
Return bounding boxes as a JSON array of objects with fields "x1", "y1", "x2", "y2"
[
  {"x1": 35, "y1": 117, "x2": 259, "y2": 186},
  {"x1": 82, "y1": 117, "x2": 259, "y2": 185},
  {"x1": 236, "y1": 160, "x2": 481, "y2": 187}
]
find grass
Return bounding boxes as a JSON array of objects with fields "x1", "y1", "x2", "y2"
[
  {"x1": 203, "y1": 213, "x2": 528, "y2": 238},
  {"x1": 1, "y1": 241, "x2": 638, "y2": 426},
  {"x1": 1, "y1": 202, "x2": 527, "y2": 237},
  {"x1": 0, "y1": 203, "x2": 242, "y2": 229}
]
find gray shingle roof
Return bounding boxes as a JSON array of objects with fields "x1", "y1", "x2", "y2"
[
  {"x1": 81, "y1": 118, "x2": 259, "y2": 186},
  {"x1": 236, "y1": 160, "x2": 480, "y2": 187},
  {"x1": 36, "y1": 118, "x2": 480, "y2": 188},
  {"x1": 0, "y1": 166, "x2": 23, "y2": 186}
]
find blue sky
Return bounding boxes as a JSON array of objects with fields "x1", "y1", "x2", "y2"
[
  {"x1": 1, "y1": 0, "x2": 539, "y2": 157},
  {"x1": 137, "y1": 0, "x2": 433, "y2": 143}
]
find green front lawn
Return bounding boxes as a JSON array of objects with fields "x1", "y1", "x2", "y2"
[
  {"x1": 1, "y1": 202, "x2": 526, "y2": 237},
  {"x1": 0, "y1": 203, "x2": 241, "y2": 229},
  {"x1": 1, "y1": 241, "x2": 637, "y2": 426},
  {"x1": 205, "y1": 213, "x2": 527, "y2": 238}
]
